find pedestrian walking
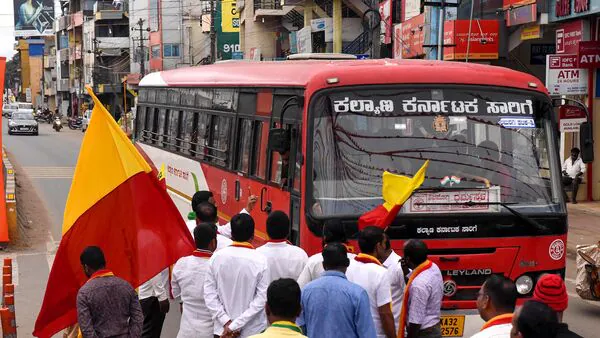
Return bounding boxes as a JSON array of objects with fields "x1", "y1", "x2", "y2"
[
  {"x1": 138, "y1": 268, "x2": 170, "y2": 338},
  {"x1": 195, "y1": 201, "x2": 233, "y2": 250},
  {"x1": 532, "y1": 274, "x2": 583, "y2": 338},
  {"x1": 380, "y1": 234, "x2": 405, "y2": 334},
  {"x1": 76, "y1": 246, "x2": 143, "y2": 338},
  {"x1": 257, "y1": 211, "x2": 308, "y2": 282},
  {"x1": 510, "y1": 300, "x2": 558, "y2": 338},
  {"x1": 297, "y1": 243, "x2": 376, "y2": 338},
  {"x1": 346, "y1": 227, "x2": 396, "y2": 338},
  {"x1": 297, "y1": 219, "x2": 356, "y2": 288},
  {"x1": 205, "y1": 213, "x2": 269, "y2": 337},
  {"x1": 171, "y1": 222, "x2": 218, "y2": 338},
  {"x1": 398, "y1": 239, "x2": 443, "y2": 338},
  {"x1": 471, "y1": 275, "x2": 517, "y2": 338},
  {"x1": 249, "y1": 279, "x2": 306, "y2": 338}
]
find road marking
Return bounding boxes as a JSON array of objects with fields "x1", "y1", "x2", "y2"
[{"x1": 21, "y1": 166, "x2": 75, "y2": 179}]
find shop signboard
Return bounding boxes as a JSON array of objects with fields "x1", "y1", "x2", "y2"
[
  {"x1": 545, "y1": 54, "x2": 588, "y2": 95},
  {"x1": 521, "y1": 25, "x2": 542, "y2": 41},
  {"x1": 531, "y1": 44, "x2": 556, "y2": 64},
  {"x1": 550, "y1": 0, "x2": 599, "y2": 22},
  {"x1": 556, "y1": 20, "x2": 588, "y2": 54},
  {"x1": 503, "y1": 0, "x2": 535, "y2": 9},
  {"x1": 13, "y1": 0, "x2": 55, "y2": 37},
  {"x1": 379, "y1": 0, "x2": 393, "y2": 44},
  {"x1": 216, "y1": 0, "x2": 240, "y2": 60},
  {"x1": 559, "y1": 105, "x2": 587, "y2": 132},
  {"x1": 401, "y1": 14, "x2": 425, "y2": 58},
  {"x1": 578, "y1": 41, "x2": 600, "y2": 68},
  {"x1": 403, "y1": 0, "x2": 421, "y2": 21},
  {"x1": 443, "y1": 20, "x2": 500, "y2": 60},
  {"x1": 296, "y1": 26, "x2": 312, "y2": 54},
  {"x1": 393, "y1": 24, "x2": 403, "y2": 59},
  {"x1": 506, "y1": 4, "x2": 537, "y2": 27}
]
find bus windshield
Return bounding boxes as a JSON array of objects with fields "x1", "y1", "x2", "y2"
[{"x1": 309, "y1": 86, "x2": 561, "y2": 218}]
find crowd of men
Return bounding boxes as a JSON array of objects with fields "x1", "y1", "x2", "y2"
[{"x1": 73, "y1": 191, "x2": 583, "y2": 338}]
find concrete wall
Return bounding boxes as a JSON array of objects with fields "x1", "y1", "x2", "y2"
[
  {"x1": 28, "y1": 57, "x2": 43, "y2": 107},
  {"x1": 162, "y1": 0, "x2": 184, "y2": 70},
  {"x1": 239, "y1": 2, "x2": 279, "y2": 59}
]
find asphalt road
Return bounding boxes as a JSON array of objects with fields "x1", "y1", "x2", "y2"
[{"x1": 2, "y1": 122, "x2": 599, "y2": 337}]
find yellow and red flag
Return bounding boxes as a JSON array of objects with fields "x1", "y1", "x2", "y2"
[
  {"x1": 358, "y1": 161, "x2": 429, "y2": 230},
  {"x1": 33, "y1": 87, "x2": 195, "y2": 338}
]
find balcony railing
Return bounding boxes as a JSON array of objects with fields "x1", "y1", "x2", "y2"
[
  {"x1": 57, "y1": 79, "x2": 70, "y2": 92},
  {"x1": 69, "y1": 46, "x2": 82, "y2": 60},
  {"x1": 95, "y1": 0, "x2": 129, "y2": 20},
  {"x1": 58, "y1": 48, "x2": 69, "y2": 62},
  {"x1": 254, "y1": 0, "x2": 282, "y2": 10},
  {"x1": 44, "y1": 55, "x2": 56, "y2": 68}
]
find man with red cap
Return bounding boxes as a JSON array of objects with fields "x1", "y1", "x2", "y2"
[{"x1": 532, "y1": 274, "x2": 583, "y2": 338}]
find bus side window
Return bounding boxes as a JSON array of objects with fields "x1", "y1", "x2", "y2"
[
  {"x1": 196, "y1": 112, "x2": 210, "y2": 160},
  {"x1": 236, "y1": 119, "x2": 253, "y2": 174},
  {"x1": 209, "y1": 115, "x2": 231, "y2": 167},
  {"x1": 181, "y1": 111, "x2": 195, "y2": 155},
  {"x1": 292, "y1": 125, "x2": 302, "y2": 192},
  {"x1": 269, "y1": 123, "x2": 291, "y2": 186},
  {"x1": 162, "y1": 109, "x2": 171, "y2": 148},
  {"x1": 135, "y1": 106, "x2": 146, "y2": 140},
  {"x1": 149, "y1": 108, "x2": 159, "y2": 144},
  {"x1": 174, "y1": 110, "x2": 184, "y2": 153},
  {"x1": 251, "y1": 120, "x2": 268, "y2": 179}
]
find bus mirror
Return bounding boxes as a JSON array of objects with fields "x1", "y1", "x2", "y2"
[
  {"x1": 580, "y1": 122, "x2": 594, "y2": 163},
  {"x1": 268, "y1": 129, "x2": 290, "y2": 154}
]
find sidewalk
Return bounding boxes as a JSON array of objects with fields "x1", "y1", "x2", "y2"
[{"x1": 567, "y1": 202, "x2": 600, "y2": 259}]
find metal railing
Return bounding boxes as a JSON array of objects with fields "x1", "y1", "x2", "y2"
[
  {"x1": 343, "y1": 30, "x2": 371, "y2": 55},
  {"x1": 254, "y1": 0, "x2": 282, "y2": 11},
  {"x1": 140, "y1": 130, "x2": 228, "y2": 164},
  {"x1": 96, "y1": 0, "x2": 129, "y2": 12}
]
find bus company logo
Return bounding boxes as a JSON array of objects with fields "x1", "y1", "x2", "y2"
[
  {"x1": 446, "y1": 269, "x2": 492, "y2": 276},
  {"x1": 443, "y1": 280, "x2": 457, "y2": 297},
  {"x1": 220, "y1": 179, "x2": 228, "y2": 205},
  {"x1": 549, "y1": 239, "x2": 565, "y2": 260}
]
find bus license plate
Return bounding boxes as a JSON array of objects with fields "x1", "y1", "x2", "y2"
[{"x1": 441, "y1": 315, "x2": 465, "y2": 337}]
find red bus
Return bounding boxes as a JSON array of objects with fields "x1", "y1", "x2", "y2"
[{"x1": 136, "y1": 59, "x2": 580, "y2": 336}]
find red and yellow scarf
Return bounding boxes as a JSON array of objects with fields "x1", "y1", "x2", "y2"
[
  {"x1": 480, "y1": 313, "x2": 513, "y2": 331},
  {"x1": 191, "y1": 249, "x2": 213, "y2": 258},
  {"x1": 231, "y1": 241, "x2": 255, "y2": 249},
  {"x1": 397, "y1": 260, "x2": 433, "y2": 338},
  {"x1": 354, "y1": 253, "x2": 383, "y2": 266},
  {"x1": 89, "y1": 269, "x2": 114, "y2": 281}
]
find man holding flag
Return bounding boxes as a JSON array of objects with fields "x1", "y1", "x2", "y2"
[{"x1": 33, "y1": 86, "x2": 195, "y2": 337}]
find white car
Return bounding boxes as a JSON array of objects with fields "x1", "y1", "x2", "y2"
[
  {"x1": 2, "y1": 103, "x2": 18, "y2": 117},
  {"x1": 82, "y1": 109, "x2": 92, "y2": 132}
]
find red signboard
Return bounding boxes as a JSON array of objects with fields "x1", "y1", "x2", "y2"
[
  {"x1": 559, "y1": 105, "x2": 587, "y2": 119},
  {"x1": 401, "y1": 14, "x2": 425, "y2": 59},
  {"x1": 503, "y1": 0, "x2": 535, "y2": 10},
  {"x1": 379, "y1": 0, "x2": 393, "y2": 44},
  {"x1": 578, "y1": 41, "x2": 600, "y2": 68},
  {"x1": 556, "y1": 20, "x2": 586, "y2": 55},
  {"x1": 443, "y1": 20, "x2": 500, "y2": 60},
  {"x1": 556, "y1": 0, "x2": 590, "y2": 17},
  {"x1": 505, "y1": 4, "x2": 536, "y2": 27}
]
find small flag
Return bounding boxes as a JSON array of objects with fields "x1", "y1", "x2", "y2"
[{"x1": 358, "y1": 161, "x2": 430, "y2": 230}]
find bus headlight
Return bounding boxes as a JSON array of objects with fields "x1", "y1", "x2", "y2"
[{"x1": 516, "y1": 275, "x2": 534, "y2": 295}]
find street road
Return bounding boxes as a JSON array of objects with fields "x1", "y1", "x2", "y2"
[{"x1": 2, "y1": 122, "x2": 599, "y2": 337}]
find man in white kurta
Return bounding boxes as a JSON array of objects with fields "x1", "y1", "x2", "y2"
[
  {"x1": 171, "y1": 223, "x2": 218, "y2": 338},
  {"x1": 297, "y1": 220, "x2": 355, "y2": 288},
  {"x1": 381, "y1": 235, "x2": 405, "y2": 334},
  {"x1": 346, "y1": 227, "x2": 395, "y2": 338},
  {"x1": 256, "y1": 211, "x2": 308, "y2": 282},
  {"x1": 204, "y1": 213, "x2": 269, "y2": 337},
  {"x1": 194, "y1": 202, "x2": 232, "y2": 250}
]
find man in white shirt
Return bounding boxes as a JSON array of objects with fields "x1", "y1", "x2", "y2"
[
  {"x1": 257, "y1": 211, "x2": 308, "y2": 282},
  {"x1": 172, "y1": 222, "x2": 218, "y2": 338},
  {"x1": 380, "y1": 234, "x2": 405, "y2": 335},
  {"x1": 471, "y1": 275, "x2": 517, "y2": 338},
  {"x1": 297, "y1": 219, "x2": 356, "y2": 288},
  {"x1": 185, "y1": 190, "x2": 257, "y2": 238},
  {"x1": 205, "y1": 213, "x2": 269, "y2": 338},
  {"x1": 346, "y1": 226, "x2": 396, "y2": 338},
  {"x1": 562, "y1": 147, "x2": 585, "y2": 204},
  {"x1": 195, "y1": 202, "x2": 232, "y2": 250},
  {"x1": 138, "y1": 268, "x2": 170, "y2": 338}
]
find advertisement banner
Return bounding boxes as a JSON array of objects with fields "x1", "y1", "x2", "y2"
[
  {"x1": 296, "y1": 26, "x2": 312, "y2": 54},
  {"x1": 401, "y1": 14, "x2": 425, "y2": 58},
  {"x1": 578, "y1": 41, "x2": 600, "y2": 68},
  {"x1": 503, "y1": 0, "x2": 535, "y2": 10},
  {"x1": 506, "y1": 4, "x2": 537, "y2": 27},
  {"x1": 556, "y1": 20, "x2": 588, "y2": 54},
  {"x1": 379, "y1": 0, "x2": 393, "y2": 44},
  {"x1": 550, "y1": 0, "x2": 597, "y2": 22},
  {"x1": 221, "y1": 0, "x2": 240, "y2": 33},
  {"x1": 531, "y1": 44, "x2": 556, "y2": 64},
  {"x1": 216, "y1": 0, "x2": 239, "y2": 60},
  {"x1": 521, "y1": 25, "x2": 542, "y2": 40},
  {"x1": 403, "y1": 0, "x2": 421, "y2": 21},
  {"x1": 393, "y1": 24, "x2": 403, "y2": 59},
  {"x1": 443, "y1": 20, "x2": 500, "y2": 60},
  {"x1": 559, "y1": 105, "x2": 587, "y2": 132},
  {"x1": 546, "y1": 54, "x2": 588, "y2": 95},
  {"x1": 13, "y1": 0, "x2": 55, "y2": 37}
]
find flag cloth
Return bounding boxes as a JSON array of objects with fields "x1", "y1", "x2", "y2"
[
  {"x1": 358, "y1": 160, "x2": 430, "y2": 230},
  {"x1": 33, "y1": 87, "x2": 195, "y2": 338}
]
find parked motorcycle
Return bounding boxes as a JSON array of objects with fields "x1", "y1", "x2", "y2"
[
  {"x1": 68, "y1": 116, "x2": 83, "y2": 130},
  {"x1": 53, "y1": 117, "x2": 63, "y2": 132}
]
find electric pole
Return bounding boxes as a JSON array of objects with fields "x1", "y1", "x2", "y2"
[
  {"x1": 87, "y1": 37, "x2": 102, "y2": 91},
  {"x1": 210, "y1": 0, "x2": 216, "y2": 63},
  {"x1": 131, "y1": 18, "x2": 149, "y2": 77}
]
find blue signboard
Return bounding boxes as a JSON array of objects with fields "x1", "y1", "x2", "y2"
[
  {"x1": 231, "y1": 52, "x2": 244, "y2": 60},
  {"x1": 355, "y1": 54, "x2": 370, "y2": 59},
  {"x1": 549, "y1": 0, "x2": 600, "y2": 22}
]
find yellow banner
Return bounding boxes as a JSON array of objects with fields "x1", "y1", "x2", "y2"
[
  {"x1": 221, "y1": 0, "x2": 240, "y2": 33},
  {"x1": 521, "y1": 25, "x2": 541, "y2": 41}
]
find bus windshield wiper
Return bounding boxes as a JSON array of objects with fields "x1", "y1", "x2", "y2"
[{"x1": 414, "y1": 201, "x2": 551, "y2": 234}]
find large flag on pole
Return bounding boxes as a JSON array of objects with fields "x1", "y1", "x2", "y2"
[
  {"x1": 358, "y1": 161, "x2": 430, "y2": 230},
  {"x1": 33, "y1": 87, "x2": 195, "y2": 337}
]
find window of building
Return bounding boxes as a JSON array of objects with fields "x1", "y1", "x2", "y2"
[
  {"x1": 163, "y1": 44, "x2": 180, "y2": 57},
  {"x1": 151, "y1": 45, "x2": 160, "y2": 59}
]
